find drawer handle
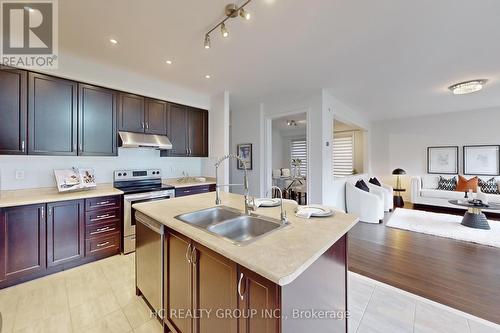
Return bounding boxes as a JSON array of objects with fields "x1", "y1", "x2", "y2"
[
  {"x1": 91, "y1": 214, "x2": 115, "y2": 222},
  {"x1": 97, "y1": 241, "x2": 110, "y2": 247},
  {"x1": 96, "y1": 201, "x2": 110, "y2": 205},
  {"x1": 90, "y1": 227, "x2": 115, "y2": 235},
  {"x1": 185, "y1": 243, "x2": 192, "y2": 264},
  {"x1": 238, "y1": 273, "x2": 245, "y2": 300}
]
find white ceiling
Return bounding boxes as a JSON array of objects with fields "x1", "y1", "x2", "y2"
[{"x1": 59, "y1": 0, "x2": 500, "y2": 120}]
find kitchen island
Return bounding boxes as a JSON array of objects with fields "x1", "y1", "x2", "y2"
[{"x1": 133, "y1": 191, "x2": 358, "y2": 333}]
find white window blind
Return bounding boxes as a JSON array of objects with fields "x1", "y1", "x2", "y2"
[
  {"x1": 333, "y1": 133, "x2": 354, "y2": 177},
  {"x1": 290, "y1": 139, "x2": 307, "y2": 177}
]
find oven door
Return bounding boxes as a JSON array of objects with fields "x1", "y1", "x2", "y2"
[{"x1": 123, "y1": 190, "x2": 175, "y2": 253}]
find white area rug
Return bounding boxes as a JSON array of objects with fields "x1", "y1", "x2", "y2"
[{"x1": 387, "y1": 208, "x2": 500, "y2": 248}]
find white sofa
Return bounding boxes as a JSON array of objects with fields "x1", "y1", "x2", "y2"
[
  {"x1": 345, "y1": 177, "x2": 394, "y2": 224},
  {"x1": 411, "y1": 175, "x2": 500, "y2": 213}
]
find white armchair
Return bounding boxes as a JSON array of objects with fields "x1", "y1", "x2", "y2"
[
  {"x1": 346, "y1": 182, "x2": 385, "y2": 224},
  {"x1": 366, "y1": 182, "x2": 394, "y2": 212}
]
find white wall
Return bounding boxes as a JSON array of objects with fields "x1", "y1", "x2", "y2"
[
  {"x1": 204, "y1": 91, "x2": 230, "y2": 183},
  {"x1": 0, "y1": 150, "x2": 204, "y2": 190},
  {"x1": 272, "y1": 126, "x2": 307, "y2": 171},
  {"x1": 371, "y1": 107, "x2": 500, "y2": 200},
  {"x1": 0, "y1": 52, "x2": 221, "y2": 191}
]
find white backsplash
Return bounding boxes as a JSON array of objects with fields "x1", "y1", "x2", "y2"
[{"x1": 0, "y1": 148, "x2": 208, "y2": 190}]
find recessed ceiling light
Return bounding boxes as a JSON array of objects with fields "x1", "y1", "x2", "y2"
[
  {"x1": 205, "y1": 75, "x2": 211, "y2": 79},
  {"x1": 109, "y1": 38, "x2": 118, "y2": 45},
  {"x1": 449, "y1": 79, "x2": 487, "y2": 95},
  {"x1": 166, "y1": 60, "x2": 172, "y2": 65}
]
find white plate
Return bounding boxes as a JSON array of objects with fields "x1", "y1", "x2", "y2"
[
  {"x1": 255, "y1": 198, "x2": 281, "y2": 207},
  {"x1": 296, "y1": 205, "x2": 334, "y2": 217}
]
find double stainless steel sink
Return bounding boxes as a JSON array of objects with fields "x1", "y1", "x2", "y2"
[{"x1": 175, "y1": 206, "x2": 287, "y2": 246}]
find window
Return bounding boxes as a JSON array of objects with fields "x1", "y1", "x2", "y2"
[
  {"x1": 333, "y1": 133, "x2": 354, "y2": 177},
  {"x1": 290, "y1": 139, "x2": 307, "y2": 177}
]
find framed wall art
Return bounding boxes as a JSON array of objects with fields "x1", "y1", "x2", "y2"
[
  {"x1": 237, "y1": 143, "x2": 253, "y2": 170},
  {"x1": 427, "y1": 146, "x2": 459, "y2": 174},
  {"x1": 463, "y1": 145, "x2": 500, "y2": 176}
]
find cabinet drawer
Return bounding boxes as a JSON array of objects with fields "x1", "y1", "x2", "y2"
[
  {"x1": 85, "y1": 195, "x2": 120, "y2": 211},
  {"x1": 175, "y1": 184, "x2": 215, "y2": 197},
  {"x1": 85, "y1": 208, "x2": 120, "y2": 225},
  {"x1": 85, "y1": 232, "x2": 120, "y2": 256},
  {"x1": 86, "y1": 220, "x2": 119, "y2": 238}
]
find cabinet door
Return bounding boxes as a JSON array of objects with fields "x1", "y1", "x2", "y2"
[
  {"x1": 193, "y1": 244, "x2": 238, "y2": 333},
  {"x1": 28, "y1": 73, "x2": 78, "y2": 155},
  {"x1": 47, "y1": 200, "x2": 84, "y2": 267},
  {"x1": 118, "y1": 93, "x2": 145, "y2": 133},
  {"x1": 188, "y1": 108, "x2": 208, "y2": 157},
  {"x1": 166, "y1": 231, "x2": 193, "y2": 333},
  {"x1": 78, "y1": 84, "x2": 118, "y2": 156},
  {"x1": 238, "y1": 267, "x2": 281, "y2": 333},
  {"x1": 0, "y1": 68, "x2": 27, "y2": 155},
  {"x1": 145, "y1": 98, "x2": 168, "y2": 135},
  {"x1": 0, "y1": 204, "x2": 46, "y2": 282},
  {"x1": 164, "y1": 104, "x2": 189, "y2": 157}
]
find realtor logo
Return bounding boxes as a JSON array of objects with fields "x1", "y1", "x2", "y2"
[{"x1": 1, "y1": 0, "x2": 58, "y2": 68}]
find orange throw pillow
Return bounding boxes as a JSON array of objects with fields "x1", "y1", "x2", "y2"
[{"x1": 456, "y1": 175, "x2": 478, "y2": 192}]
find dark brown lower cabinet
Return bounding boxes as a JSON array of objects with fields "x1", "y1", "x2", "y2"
[
  {"x1": 238, "y1": 267, "x2": 281, "y2": 333},
  {"x1": 194, "y1": 244, "x2": 238, "y2": 333},
  {"x1": 47, "y1": 200, "x2": 85, "y2": 267},
  {"x1": 166, "y1": 230, "x2": 194, "y2": 333},
  {"x1": 0, "y1": 204, "x2": 46, "y2": 282}
]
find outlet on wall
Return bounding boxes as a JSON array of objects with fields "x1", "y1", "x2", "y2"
[{"x1": 15, "y1": 170, "x2": 25, "y2": 180}]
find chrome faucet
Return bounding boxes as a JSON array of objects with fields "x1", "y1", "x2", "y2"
[
  {"x1": 271, "y1": 186, "x2": 288, "y2": 225},
  {"x1": 215, "y1": 154, "x2": 255, "y2": 215}
]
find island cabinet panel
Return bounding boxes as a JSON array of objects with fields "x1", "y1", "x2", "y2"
[
  {"x1": 165, "y1": 230, "x2": 194, "y2": 333},
  {"x1": 28, "y1": 72, "x2": 78, "y2": 155},
  {"x1": 145, "y1": 98, "x2": 168, "y2": 135},
  {"x1": 118, "y1": 92, "x2": 145, "y2": 133},
  {"x1": 0, "y1": 67, "x2": 27, "y2": 155},
  {"x1": 0, "y1": 204, "x2": 46, "y2": 282},
  {"x1": 193, "y1": 244, "x2": 238, "y2": 333},
  {"x1": 46, "y1": 200, "x2": 85, "y2": 267},
  {"x1": 281, "y1": 235, "x2": 347, "y2": 333},
  {"x1": 78, "y1": 84, "x2": 118, "y2": 156},
  {"x1": 238, "y1": 267, "x2": 281, "y2": 333}
]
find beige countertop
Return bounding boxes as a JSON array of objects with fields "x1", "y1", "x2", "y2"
[
  {"x1": 163, "y1": 177, "x2": 216, "y2": 189},
  {"x1": 0, "y1": 184, "x2": 123, "y2": 208},
  {"x1": 133, "y1": 192, "x2": 358, "y2": 286}
]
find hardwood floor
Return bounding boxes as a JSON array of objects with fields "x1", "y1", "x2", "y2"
[{"x1": 348, "y1": 204, "x2": 500, "y2": 324}]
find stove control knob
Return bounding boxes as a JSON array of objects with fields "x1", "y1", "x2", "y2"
[
  {"x1": 118, "y1": 173, "x2": 122, "y2": 177},
  {"x1": 123, "y1": 173, "x2": 127, "y2": 176}
]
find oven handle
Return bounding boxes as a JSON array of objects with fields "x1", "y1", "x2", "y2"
[{"x1": 124, "y1": 191, "x2": 175, "y2": 202}]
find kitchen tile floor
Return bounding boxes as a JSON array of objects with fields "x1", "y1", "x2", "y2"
[{"x1": 0, "y1": 254, "x2": 498, "y2": 333}]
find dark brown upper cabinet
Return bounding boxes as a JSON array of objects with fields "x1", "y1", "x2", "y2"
[
  {"x1": 189, "y1": 107, "x2": 209, "y2": 157},
  {"x1": 161, "y1": 105, "x2": 208, "y2": 157},
  {"x1": 28, "y1": 72, "x2": 78, "y2": 155},
  {"x1": 0, "y1": 204, "x2": 46, "y2": 282},
  {"x1": 0, "y1": 68, "x2": 27, "y2": 155},
  {"x1": 46, "y1": 200, "x2": 85, "y2": 267},
  {"x1": 78, "y1": 84, "x2": 118, "y2": 156},
  {"x1": 118, "y1": 92, "x2": 145, "y2": 133},
  {"x1": 145, "y1": 98, "x2": 168, "y2": 135}
]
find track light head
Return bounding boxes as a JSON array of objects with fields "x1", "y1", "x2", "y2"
[
  {"x1": 204, "y1": 34, "x2": 211, "y2": 49},
  {"x1": 221, "y1": 23, "x2": 229, "y2": 38},
  {"x1": 239, "y1": 8, "x2": 251, "y2": 20}
]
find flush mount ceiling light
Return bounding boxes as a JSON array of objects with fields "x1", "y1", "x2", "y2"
[
  {"x1": 287, "y1": 120, "x2": 298, "y2": 127},
  {"x1": 448, "y1": 79, "x2": 487, "y2": 95},
  {"x1": 204, "y1": 1, "x2": 254, "y2": 48}
]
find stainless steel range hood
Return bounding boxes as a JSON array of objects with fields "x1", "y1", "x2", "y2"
[{"x1": 119, "y1": 131, "x2": 172, "y2": 150}]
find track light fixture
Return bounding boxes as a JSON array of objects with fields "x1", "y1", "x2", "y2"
[
  {"x1": 204, "y1": 1, "x2": 254, "y2": 48},
  {"x1": 221, "y1": 23, "x2": 229, "y2": 38},
  {"x1": 204, "y1": 34, "x2": 211, "y2": 49}
]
